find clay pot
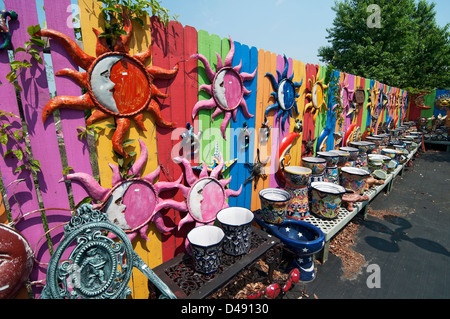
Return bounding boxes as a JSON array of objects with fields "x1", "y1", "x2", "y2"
[
  {"x1": 310, "y1": 182, "x2": 346, "y2": 219},
  {"x1": 283, "y1": 166, "x2": 312, "y2": 188},
  {"x1": 340, "y1": 167, "x2": 371, "y2": 195},
  {"x1": 332, "y1": 150, "x2": 350, "y2": 167},
  {"x1": 187, "y1": 225, "x2": 224, "y2": 274},
  {"x1": 301, "y1": 157, "x2": 327, "y2": 175},
  {"x1": 339, "y1": 146, "x2": 359, "y2": 161},
  {"x1": 259, "y1": 188, "x2": 291, "y2": 224},
  {"x1": 217, "y1": 207, "x2": 254, "y2": 256},
  {"x1": 316, "y1": 151, "x2": 340, "y2": 167}
]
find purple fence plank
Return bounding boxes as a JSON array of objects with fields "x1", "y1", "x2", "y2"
[
  {"x1": 43, "y1": 0, "x2": 92, "y2": 205},
  {"x1": 0, "y1": 47, "x2": 41, "y2": 217},
  {"x1": 5, "y1": 0, "x2": 73, "y2": 295}
]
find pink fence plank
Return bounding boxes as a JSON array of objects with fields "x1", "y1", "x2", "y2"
[
  {"x1": 43, "y1": 0, "x2": 92, "y2": 205},
  {"x1": 5, "y1": 0, "x2": 73, "y2": 295}
]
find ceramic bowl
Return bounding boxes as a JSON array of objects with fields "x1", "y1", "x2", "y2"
[
  {"x1": 301, "y1": 157, "x2": 327, "y2": 175},
  {"x1": 187, "y1": 225, "x2": 224, "y2": 274},
  {"x1": 381, "y1": 148, "x2": 403, "y2": 161},
  {"x1": 310, "y1": 182, "x2": 346, "y2": 219},
  {"x1": 217, "y1": 207, "x2": 254, "y2": 256},
  {"x1": 340, "y1": 167, "x2": 371, "y2": 195},
  {"x1": 317, "y1": 151, "x2": 340, "y2": 167},
  {"x1": 259, "y1": 188, "x2": 291, "y2": 224},
  {"x1": 283, "y1": 166, "x2": 312, "y2": 188},
  {"x1": 339, "y1": 146, "x2": 359, "y2": 161}
]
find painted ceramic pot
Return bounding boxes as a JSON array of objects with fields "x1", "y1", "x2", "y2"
[
  {"x1": 310, "y1": 182, "x2": 346, "y2": 219},
  {"x1": 256, "y1": 219, "x2": 324, "y2": 282},
  {"x1": 0, "y1": 224, "x2": 34, "y2": 299},
  {"x1": 339, "y1": 146, "x2": 359, "y2": 161},
  {"x1": 285, "y1": 186, "x2": 310, "y2": 219},
  {"x1": 365, "y1": 136, "x2": 382, "y2": 154},
  {"x1": 301, "y1": 157, "x2": 327, "y2": 175},
  {"x1": 325, "y1": 166, "x2": 340, "y2": 184},
  {"x1": 373, "y1": 134, "x2": 390, "y2": 146},
  {"x1": 332, "y1": 150, "x2": 350, "y2": 167},
  {"x1": 349, "y1": 141, "x2": 370, "y2": 154},
  {"x1": 187, "y1": 225, "x2": 224, "y2": 274},
  {"x1": 381, "y1": 148, "x2": 403, "y2": 161},
  {"x1": 259, "y1": 188, "x2": 291, "y2": 224},
  {"x1": 368, "y1": 154, "x2": 390, "y2": 172},
  {"x1": 361, "y1": 141, "x2": 376, "y2": 154},
  {"x1": 217, "y1": 207, "x2": 254, "y2": 256},
  {"x1": 317, "y1": 151, "x2": 340, "y2": 167},
  {"x1": 283, "y1": 166, "x2": 312, "y2": 188},
  {"x1": 340, "y1": 167, "x2": 371, "y2": 195}
]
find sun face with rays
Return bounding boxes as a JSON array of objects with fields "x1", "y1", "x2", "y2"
[
  {"x1": 191, "y1": 36, "x2": 256, "y2": 139},
  {"x1": 36, "y1": 10, "x2": 178, "y2": 157},
  {"x1": 265, "y1": 55, "x2": 302, "y2": 131},
  {"x1": 304, "y1": 67, "x2": 329, "y2": 124},
  {"x1": 63, "y1": 140, "x2": 185, "y2": 242},
  {"x1": 174, "y1": 156, "x2": 241, "y2": 239}
]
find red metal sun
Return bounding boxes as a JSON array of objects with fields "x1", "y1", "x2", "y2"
[{"x1": 37, "y1": 11, "x2": 179, "y2": 157}]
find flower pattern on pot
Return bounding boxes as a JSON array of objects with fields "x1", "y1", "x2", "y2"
[{"x1": 286, "y1": 186, "x2": 309, "y2": 219}]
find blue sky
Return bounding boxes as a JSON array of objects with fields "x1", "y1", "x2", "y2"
[
  {"x1": 1, "y1": 0, "x2": 449, "y2": 65},
  {"x1": 160, "y1": 0, "x2": 450, "y2": 65}
]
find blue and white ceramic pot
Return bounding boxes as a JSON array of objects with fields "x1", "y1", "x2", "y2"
[
  {"x1": 217, "y1": 207, "x2": 254, "y2": 256},
  {"x1": 187, "y1": 225, "x2": 224, "y2": 274},
  {"x1": 259, "y1": 188, "x2": 291, "y2": 224}
]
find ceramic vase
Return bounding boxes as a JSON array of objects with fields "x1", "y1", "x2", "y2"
[
  {"x1": 339, "y1": 146, "x2": 359, "y2": 167},
  {"x1": 301, "y1": 157, "x2": 327, "y2": 187},
  {"x1": 187, "y1": 225, "x2": 224, "y2": 274},
  {"x1": 259, "y1": 188, "x2": 291, "y2": 224},
  {"x1": 283, "y1": 166, "x2": 312, "y2": 219},
  {"x1": 310, "y1": 182, "x2": 346, "y2": 219},
  {"x1": 317, "y1": 151, "x2": 340, "y2": 184},
  {"x1": 340, "y1": 167, "x2": 371, "y2": 195},
  {"x1": 216, "y1": 207, "x2": 254, "y2": 256}
]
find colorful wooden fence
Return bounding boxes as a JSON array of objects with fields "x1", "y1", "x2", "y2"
[{"x1": 0, "y1": 0, "x2": 412, "y2": 299}]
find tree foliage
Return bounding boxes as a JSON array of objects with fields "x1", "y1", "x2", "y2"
[{"x1": 318, "y1": 0, "x2": 450, "y2": 92}]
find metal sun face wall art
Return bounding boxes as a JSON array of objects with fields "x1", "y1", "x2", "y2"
[
  {"x1": 191, "y1": 36, "x2": 257, "y2": 139},
  {"x1": 304, "y1": 67, "x2": 328, "y2": 124},
  {"x1": 265, "y1": 55, "x2": 302, "y2": 131},
  {"x1": 37, "y1": 10, "x2": 179, "y2": 157},
  {"x1": 63, "y1": 140, "x2": 185, "y2": 241}
]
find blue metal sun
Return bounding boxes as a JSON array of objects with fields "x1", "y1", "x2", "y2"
[{"x1": 265, "y1": 55, "x2": 303, "y2": 131}]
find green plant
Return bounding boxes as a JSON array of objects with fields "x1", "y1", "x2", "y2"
[{"x1": 98, "y1": 0, "x2": 178, "y2": 49}]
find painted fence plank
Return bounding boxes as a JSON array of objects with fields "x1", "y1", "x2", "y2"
[
  {"x1": 5, "y1": 0, "x2": 74, "y2": 294},
  {"x1": 289, "y1": 59, "x2": 306, "y2": 166},
  {"x1": 43, "y1": 0, "x2": 92, "y2": 205}
]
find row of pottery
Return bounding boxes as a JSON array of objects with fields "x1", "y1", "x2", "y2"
[{"x1": 186, "y1": 207, "x2": 254, "y2": 274}]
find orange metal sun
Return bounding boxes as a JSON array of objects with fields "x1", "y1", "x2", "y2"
[{"x1": 37, "y1": 10, "x2": 179, "y2": 157}]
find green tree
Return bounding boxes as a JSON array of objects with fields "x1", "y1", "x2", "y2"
[{"x1": 318, "y1": 0, "x2": 450, "y2": 92}]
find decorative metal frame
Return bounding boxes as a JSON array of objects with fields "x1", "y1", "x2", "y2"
[
  {"x1": 37, "y1": 10, "x2": 179, "y2": 157},
  {"x1": 40, "y1": 204, "x2": 176, "y2": 299}
]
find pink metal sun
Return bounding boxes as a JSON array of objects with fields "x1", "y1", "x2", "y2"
[
  {"x1": 192, "y1": 36, "x2": 256, "y2": 139},
  {"x1": 62, "y1": 140, "x2": 184, "y2": 241},
  {"x1": 174, "y1": 155, "x2": 241, "y2": 233}
]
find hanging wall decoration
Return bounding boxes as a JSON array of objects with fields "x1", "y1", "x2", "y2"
[
  {"x1": 191, "y1": 36, "x2": 256, "y2": 139},
  {"x1": 63, "y1": 140, "x2": 185, "y2": 241},
  {"x1": 37, "y1": 10, "x2": 179, "y2": 157},
  {"x1": 434, "y1": 92, "x2": 450, "y2": 112},
  {"x1": 244, "y1": 149, "x2": 269, "y2": 189},
  {"x1": 304, "y1": 67, "x2": 329, "y2": 124},
  {"x1": 174, "y1": 155, "x2": 242, "y2": 235},
  {"x1": 180, "y1": 123, "x2": 203, "y2": 159},
  {"x1": 0, "y1": 10, "x2": 18, "y2": 50},
  {"x1": 264, "y1": 55, "x2": 302, "y2": 131}
]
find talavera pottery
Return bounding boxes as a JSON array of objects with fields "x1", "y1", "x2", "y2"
[
  {"x1": 283, "y1": 166, "x2": 312, "y2": 188},
  {"x1": 368, "y1": 154, "x2": 390, "y2": 172},
  {"x1": 349, "y1": 141, "x2": 369, "y2": 154},
  {"x1": 360, "y1": 141, "x2": 376, "y2": 154},
  {"x1": 283, "y1": 166, "x2": 312, "y2": 219},
  {"x1": 259, "y1": 188, "x2": 291, "y2": 224},
  {"x1": 316, "y1": 151, "x2": 340, "y2": 167},
  {"x1": 255, "y1": 218, "x2": 325, "y2": 282},
  {"x1": 301, "y1": 157, "x2": 327, "y2": 175},
  {"x1": 339, "y1": 146, "x2": 359, "y2": 161},
  {"x1": 340, "y1": 167, "x2": 370, "y2": 195},
  {"x1": 217, "y1": 207, "x2": 254, "y2": 256},
  {"x1": 310, "y1": 182, "x2": 346, "y2": 219},
  {"x1": 187, "y1": 225, "x2": 224, "y2": 274},
  {"x1": 332, "y1": 150, "x2": 350, "y2": 167}
]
